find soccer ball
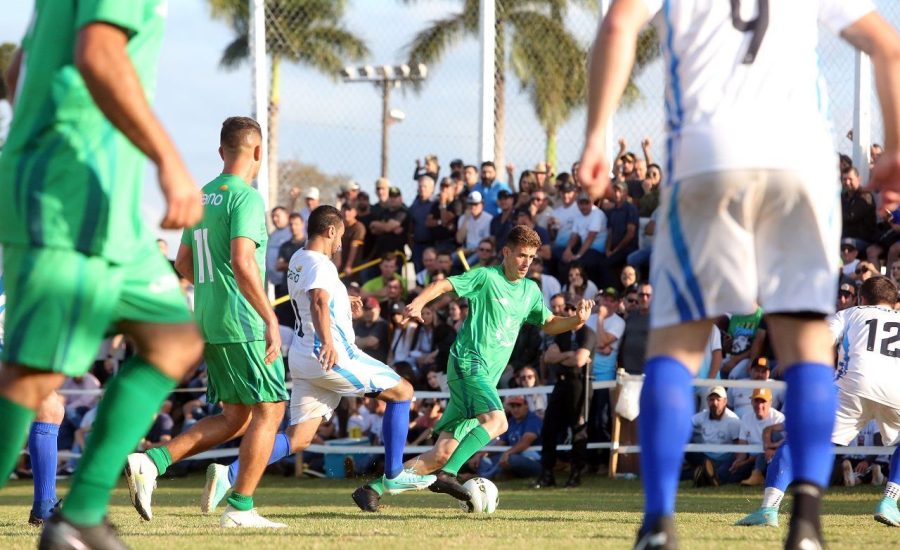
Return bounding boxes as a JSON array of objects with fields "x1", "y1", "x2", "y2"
[{"x1": 459, "y1": 477, "x2": 499, "y2": 514}]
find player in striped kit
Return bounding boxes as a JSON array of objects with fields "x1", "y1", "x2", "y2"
[{"x1": 738, "y1": 277, "x2": 900, "y2": 529}]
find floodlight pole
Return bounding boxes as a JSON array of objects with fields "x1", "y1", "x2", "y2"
[{"x1": 382, "y1": 80, "x2": 391, "y2": 178}]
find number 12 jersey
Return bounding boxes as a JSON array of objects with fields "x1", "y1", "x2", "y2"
[{"x1": 829, "y1": 305, "x2": 900, "y2": 408}]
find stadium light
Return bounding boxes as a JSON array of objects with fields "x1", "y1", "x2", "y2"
[{"x1": 340, "y1": 62, "x2": 428, "y2": 178}]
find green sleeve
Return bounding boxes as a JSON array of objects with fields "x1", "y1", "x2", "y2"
[
  {"x1": 230, "y1": 190, "x2": 265, "y2": 246},
  {"x1": 525, "y1": 282, "x2": 552, "y2": 326},
  {"x1": 180, "y1": 228, "x2": 192, "y2": 247},
  {"x1": 76, "y1": 0, "x2": 147, "y2": 36},
  {"x1": 447, "y1": 267, "x2": 488, "y2": 300}
]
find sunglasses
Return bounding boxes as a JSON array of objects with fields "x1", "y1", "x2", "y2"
[
  {"x1": 626, "y1": 298, "x2": 639, "y2": 304},
  {"x1": 639, "y1": 292, "x2": 652, "y2": 298},
  {"x1": 478, "y1": 247, "x2": 493, "y2": 253}
]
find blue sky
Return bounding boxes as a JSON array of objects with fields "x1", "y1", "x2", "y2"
[{"x1": 2, "y1": 1, "x2": 898, "y2": 251}]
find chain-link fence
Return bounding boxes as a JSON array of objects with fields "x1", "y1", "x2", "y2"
[{"x1": 237, "y1": 0, "x2": 899, "y2": 210}]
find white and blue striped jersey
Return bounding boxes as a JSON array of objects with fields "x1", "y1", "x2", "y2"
[
  {"x1": 828, "y1": 305, "x2": 900, "y2": 409},
  {"x1": 287, "y1": 248, "x2": 358, "y2": 373},
  {"x1": 638, "y1": 0, "x2": 875, "y2": 182}
]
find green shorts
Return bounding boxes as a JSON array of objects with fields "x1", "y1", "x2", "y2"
[
  {"x1": 433, "y1": 359, "x2": 503, "y2": 441},
  {"x1": 1, "y1": 244, "x2": 192, "y2": 376},
  {"x1": 204, "y1": 340, "x2": 288, "y2": 405}
]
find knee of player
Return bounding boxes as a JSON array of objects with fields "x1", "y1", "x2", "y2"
[
  {"x1": 222, "y1": 404, "x2": 252, "y2": 431},
  {"x1": 35, "y1": 392, "x2": 65, "y2": 424},
  {"x1": 393, "y1": 378, "x2": 415, "y2": 401}
]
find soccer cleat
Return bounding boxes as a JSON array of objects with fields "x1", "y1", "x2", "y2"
[
  {"x1": 874, "y1": 497, "x2": 900, "y2": 527},
  {"x1": 842, "y1": 460, "x2": 860, "y2": 487},
  {"x1": 871, "y1": 465, "x2": 885, "y2": 486},
  {"x1": 564, "y1": 468, "x2": 582, "y2": 488},
  {"x1": 37, "y1": 513, "x2": 128, "y2": 550},
  {"x1": 201, "y1": 463, "x2": 232, "y2": 514},
  {"x1": 428, "y1": 471, "x2": 472, "y2": 503},
  {"x1": 351, "y1": 485, "x2": 381, "y2": 513},
  {"x1": 784, "y1": 516, "x2": 824, "y2": 550},
  {"x1": 124, "y1": 453, "x2": 157, "y2": 521},
  {"x1": 735, "y1": 506, "x2": 779, "y2": 527},
  {"x1": 29, "y1": 499, "x2": 62, "y2": 527},
  {"x1": 532, "y1": 470, "x2": 556, "y2": 489},
  {"x1": 633, "y1": 516, "x2": 677, "y2": 550},
  {"x1": 220, "y1": 505, "x2": 287, "y2": 528},
  {"x1": 382, "y1": 468, "x2": 436, "y2": 495}
]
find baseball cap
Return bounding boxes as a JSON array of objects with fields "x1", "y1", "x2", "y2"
[
  {"x1": 559, "y1": 181, "x2": 576, "y2": 193},
  {"x1": 497, "y1": 189, "x2": 513, "y2": 200},
  {"x1": 577, "y1": 191, "x2": 592, "y2": 203},
  {"x1": 305, "y1": 186, "x2": 320, "y2": 200},
  {"x1": 841, "y1": 238, "x2": 857, "y2": 250},
  {"x1": 534, "y1": 161, "x2": 548, "y2": 173},
  {"x1": 345, "y1": 180, "x2": 360, "y2": 192},
  {"x1": 388, "y1": 186, "x2": 402, "y2": 197},
  {"x1": 614, "y1": 181, "x2": 628, "y2": 191},
  {"x1": 390, "y1": 301, "x2": 405, "y2": 315},
  {"x1": 839, "y1": 282, "x2": 857, "y2": 296},
  {"x1": 602, "y1": 287, "x2": 620, "y2": 299},
  {"x1": 506, "y1": 395, "x2": 526, "y2": 405},
  {"x1": 450, "y1": 158, "x2": 464, "y2": 168},
  {"x1": 751, "y1": 357, "x2": 769, "y2": 370},
  {"x1": 467, "y1": 191, "x2": 484, "y2": 204},
  {"x1": 363, "y1": 297, "x2": 380, "y2": 310},
  {"x1": 751, "y1": 388, "x2": 773, "y2": 402},
  {"x1": 707, "y1": 386, "x2": 727, "y2": 399}
]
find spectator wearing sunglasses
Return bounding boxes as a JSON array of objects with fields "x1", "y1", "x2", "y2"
[{"x1": 619, "y1": 283, "x2": 653, "y2": 375}]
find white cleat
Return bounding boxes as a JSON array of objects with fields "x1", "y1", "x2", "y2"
[
  {"x1": 220, "y1": 505, "x2": 287, "y2": 528},
  {"x1": 201, "y1": 463, "x2": 232, "y2": 515},
  {"x1": 124, "y1": 453, "x2": 158, "y2": 521}
]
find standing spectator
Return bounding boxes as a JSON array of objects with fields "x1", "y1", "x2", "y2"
[
  {"x1": 562, "y1": 192, "x2": 608, "y2": 281},
  {"x1": 530, "y1": 190, "x2": 553, "y2": 230},
  {"x1": 534, "y1": 295, "x2": 595, "y2": 488},
  {"x1": 588, "y1": 288, "x2": 626, "y2": 469},
  {"x1": 841, "y1": 166, "x2": 878, "y2": 250},
  {"x1": 473, "y1": 396, "x2": 542, "y2": 480},
  {"x1": 619, "y1": 282, "x2": 652, "y2": 375},
  {"x1": 409, "y1": 175, "x2": 436, "y2": 270},
  {"x1": 370, "y1": 177, "x2": 392, "y2": 217},
  {"x1": 336, "y1": 202, "x2": 365, "y2": 280},
  {"x1": 473, "y1": 161, "x2": 512, "y2": 216},
  {"x1": 274, "y1": 213, "x2": 306, "y2": 326},
  {"x1": 461, "y1": 165, "x2": 479, "y2": 198},
  {"x1": 266, "y1": 206, "x2": 291, "y2": 289},
  {"x1": 370, "y1": 187, "x2": 410, "y2": 260},
  {"x1": 840, "y1": 238, "x2": 862, "y2": 279},
  {"x1": 413, "y1": 154, "x2": 440, "y2": 183},
  {"x1": 456, "y1": 191, "x2": 493, "y2": 258},
  {"x1": 688, "y1": 387, "x2": 741, "y2": 487},
  {"x1": 361, "y1": 256, "x2": 408, "y2": 299},
  {"x1": 550, "y1": 179, "x2": 580, "y2": 262},
  {"x1": 299, "y1": 187, "x2": 320, "y2": 228},
  {"x1": 448, "y1": 158, "x2": 464, "y2": 181},
  {"x1": 427, "y1": 178, "x2": 462, "y2": 253},
  {"x1": 534, "y1": 161, "x2": 552, "y2": 193},
  {"x1": 490, "y1": 190, "x2": 517, "y2": 248},
  {"x1": 638, "y1": 164, "x2": 662, "y2": 217},
  {"x1": 354, "y1": 297, "x2": 390, "y2": 364},
  {"x1": 838, "y1": 282, "x2": 857, "y2": 311},
  {"x1": 719, "y1": 306, "x2": 765, "y2": 379},
  {"x1": 604, "y1": 182, "x2": 640, "y2": 287}
]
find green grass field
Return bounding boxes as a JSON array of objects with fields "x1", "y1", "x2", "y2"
[{"x1": 0, "y1": 474, "x2": 895, "y2": 549}]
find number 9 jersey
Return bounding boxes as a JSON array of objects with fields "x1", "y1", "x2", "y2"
[{"x1": 829, "y1": 305, "x2": 900, "y2": 409}]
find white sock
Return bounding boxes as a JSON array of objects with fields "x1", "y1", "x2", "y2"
[
  {"x1": 762, "y1": 487, "x2": 784, "y2": 509},
  {"x1": 885, "y1": 481, "x2": 900, "y2": 501}
]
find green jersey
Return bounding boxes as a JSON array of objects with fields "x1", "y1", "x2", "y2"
[
  {"x1": 0, "y1": 0, "x2": 167, "y2": 262},
  {"x1": 447, "y1": 265, "x2": 551, "y2": 380},
  {"x1": 182, "y1": 174, "x2": 268, "y2": 344}
]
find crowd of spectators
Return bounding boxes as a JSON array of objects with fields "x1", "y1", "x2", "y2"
[{"x1": 32, "y1": 141, "x2": 893, "y2": 489}]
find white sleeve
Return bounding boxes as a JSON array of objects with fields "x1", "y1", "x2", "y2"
[
  {"x1": 826, "y1": 310, "x2": 846, "y2": 345},
  {"x1": 640, "y1": 0, "x2": 664, "y2": 17},
  {"x1": 818, "y1": 0, "x2": 877, "y2": 35},
  {"x1": 589, "y1": 209, "x2": 604, "y2": 233},
  {"x1": 608, "y1": 315, "x2": 627, "y2": 340},
  {"x1": 708, "y1": 326, "x2": 722, "y2": 352}
]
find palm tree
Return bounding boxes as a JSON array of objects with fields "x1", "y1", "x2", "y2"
[
  {"x1": 403, "y1": 1, "x2": 658, "y2": 169},
  {"x1": 207, "y1": 0, "x2": 368, "y2": 208}
]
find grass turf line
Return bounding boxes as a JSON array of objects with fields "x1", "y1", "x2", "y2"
[{"x1": 0, "y1": 474, "x2": 891, "y2": 549}]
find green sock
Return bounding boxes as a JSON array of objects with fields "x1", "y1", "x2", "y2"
[
  {"x1": 62, "y1": 357, "x2": 176, "y2": 525},
  {"x1": 145, "y1": 446, "x2": 172, "y2": 476},
  {"x1": 441, "y1": 425, "x2": 492, "y2": 476},
  {"x1": 227, "y1": 491, "x2": 254, "y2": 511},
  {"x1": 0, "y1": 397, "x2": 36, "y2": 489},
  {"x1": 368, "y1": 478, "x2": 384, "y2": 496}
]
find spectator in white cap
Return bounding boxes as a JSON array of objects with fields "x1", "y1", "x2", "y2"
[
  {"x1": 299, "y1": 186, "x2": 320, "y2": 230},
  {"x1": 456, "y1": 190, "x2": 493, "y2": 262},
  {"x1": 687, "y1": 386, "x2": 741, "y2": 487}
]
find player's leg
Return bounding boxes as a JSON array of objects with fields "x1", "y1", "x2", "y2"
[
  {"x1": 873, "y1": 406, "x2": 900, "y2": 526},
  {"x1": 28, "y1": 392, "x2": 64, "y2": 526},
  {"x1": 737, "y1": 442, "x2": 792, "y2": 527}
]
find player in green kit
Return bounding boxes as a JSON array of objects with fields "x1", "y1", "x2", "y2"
[
  {"x1": 125, "y1": 117, "x2": 289, "y2": 529},
  {"x1": 0, "y1": 1, "x2": 205, "y2": 549},
  {"x1": 352, "y1": 225, "x2": 594, "y2": 511}
]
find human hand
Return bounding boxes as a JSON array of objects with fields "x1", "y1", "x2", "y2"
[
  {"x1": 577, "y1": 141, "x2": 611, "y2": 203},
  {"x1": 618, "y1": 137, "x2": 627, "y2": 150},
  {"x1": 575, "y1": 299, "x2": 595, "y2": 324},
  {"x1": 350, "y1": 295, "x2": 363, "y2": 317},
  {"x1": 264, "y1": 321, "x2": 282, "y2": 365},
  {"x1": 641, "y1": 138, "x2": 651, "y2": 149},
  {"x1": 158, "y1": 158, "x2": 202, "y2": 229},
  {"x1": 289, "y1": 186, "x2": 301, "y2": 199},
  {"x1": 403, "y1": 301, "x2": 424, "y2": 324},
  {"x1": 868, "y1": 151, "x2": 900, "y2": 211},
  {"x1": 317, "y1": 341, "x2": 339, "y2": 371},
  {"x1": 855, "y1": 460, "x2": 870, "y2": 475}
]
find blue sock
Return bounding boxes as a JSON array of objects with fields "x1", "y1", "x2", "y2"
[
  {"x1": 227, "y1": 432, "x2": 292, "y2": 485},
  {"x1": 784, "y1": 362, "x2": 837, "y2": 488},
  {"x1": 29, "y1": 422, "x2": 59, "y2": 519},
  {"x1": 383, "y1": 400, "x2": 411, "y2": 479},
  {"x1": 765, "y1": 443, "x2": 792, "y2": 493},
  {"x1": 889, "y1": 445, "x2": 900, "y2": 486},
  {"x1": 638, "y1": 356, "x2": 694, "y2": 527}
]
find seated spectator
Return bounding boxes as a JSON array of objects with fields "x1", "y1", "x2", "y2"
[
  {"x1": 362, "y1": 255, "x2": 408, "y2": 300},
  {"x1": 587, "y1": 288, "x2": 626, "y2": 468},
  {"x1": 549, "y1": 179, "x2": 580, "y2": 264},
  {"x1": 514, "y1": 366, "x2": 546, "y2": 418},
  {"x1": 527, "y1": 256, "x2": 561, "y2": 308},
  {"x1": 619, "y1": 282, "x2": 652, "y2": 374},
  {"x1": 514, "y1": 208, "x2": 552, "y2": 262},
  {"x1": 619, "y1": 265, "x2": 638, "y2": 291},
  {"x1": 408, "y1": 399, "x2": 443, "y2": 445},
  {"x1": 727, "y1": 388, "x2": 785, "y2": 486},
  {"x1": 471, "y1": 396, "x2": 542, "y2": 480},
  {"x1": 447, "y1": 299, "x2": 465, "y2": 332},
  {"x1": 456, "y1": 191, "x2": 493, "y2": 260},
  {"x1": 415, "y1": 248, "x2": 438, "y2": 288},
  {"x1": 274, "y1": 213, "x2": 306, "y2": 326},
  {"x1": 687, "y1": 387, "x2": 742, "y2": 487},
  {"x1": 837, "y1": 282, "x2": 857, "y2": 311},
  {"x1": 529, "y1": 190, "x2": 553, "y2": 230},
  {"x1": 490, "y1": 189, "x2": 517, "y2": 248},
  {"x1": 603, "y1": 182, "x2": 639, "y2": 288},
  {"x1": 841, "y1": 166, "x2": 878, "y2": 252},
  {"x1": 354, "y1": 298, "x2": 390, "y2": 364},
  {"x1": 387, "y1": 301, "x2": 415, "y2": 367},
  {"x1": 719, "y1": 306, "x2": 765, "y2": 380},
  {"x1": 58, "y1": 373, "x2": 101, "y2": 451},
  {"x1": 562, "y1": 264, "x2": 598, "y2": 305},
  {"x1": 562, "y1": 192, "x2": 607, "y2": 281},
  {"x1": 840, "y1": 238, "x2": 862, "y2": 280},
  {"x1": 730, "y1": 358, "x2": 784, "y2": 418},
  {"x1": 407, "y1": 304, "x2": 441, "y2": 378},
  {"x1": 378, "y1": 278, "x2": 406, "y2": 320},
  {"x1": 471, "y1": 238, "x2": 499, "y2": 269},
  {"x1": 141, "y1": 401, "x2": 175, "y2": 450}
]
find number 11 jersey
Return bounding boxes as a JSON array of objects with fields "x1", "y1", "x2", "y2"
[{"x1": 829, "y1": 305, "x2": 900, "y2": 408}]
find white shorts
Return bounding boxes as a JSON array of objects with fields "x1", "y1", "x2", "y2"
[
  {"x1": 287, "y1": 351, "x2": 402, "y2": 426},
  {"x1": 650, "y1": 168, "x2": 840, "y2": 329},
  {"x1": 832, "y1": 390, "x2": 900, "y2": 447}
]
